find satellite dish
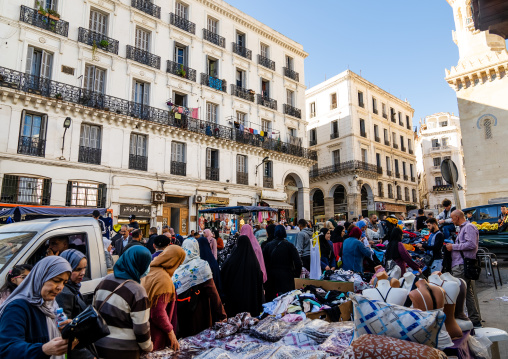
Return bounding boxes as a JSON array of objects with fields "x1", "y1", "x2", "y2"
[{"x1": 440, "y1": 159, "x2": 459, "y2": 185}]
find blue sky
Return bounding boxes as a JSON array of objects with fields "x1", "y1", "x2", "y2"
[{"x1": 226, "y1": 0, "x2": 462, "y2": 125}]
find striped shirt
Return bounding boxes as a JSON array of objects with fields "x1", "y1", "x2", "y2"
[{"x1": 93, "y1": 274, "x2": 152, "y2": 359}]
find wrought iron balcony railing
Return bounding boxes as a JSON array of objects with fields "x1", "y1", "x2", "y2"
[
  {"x1": 397, "y1": 194, "x2": 403, "y2": 200},
  {"x1": 1, "y1": 175, "x2": 51, "y2": 205},
  {"x1": 411, "y1": 177, "x2": 416, "y2": 182},
  {"x1": 375, "y1": 136, "x2": 380, "y2": 142},
  {"x1": 263, "y1": 176, "x2": 273, "y2": 188},
  {"x1": 388, "y1": 191, "x2": 394, "y2": 199},
  {"x1": 257, "y1": 94, "x2": 277, "y2": 110},
  {"x1": 330, "y1": 132, "x2": 340, "y2": 140},
  {"x1": 387, "y1": 170, "x2": 392, "y2": 176},
  {"x1": 169, "y1": 13, "x2": 195, "y2": 34},
  {"x1": 395, "y1": 172, "x2": 401, "y2": 178},
  {"x1": 283, "y1": 104, "x2": 301, "y2": 119},
  {"x1": 20, "y1": 5, "x2": 69, "y2": 37},
  {"x1": 258, "y1": 55, "x2": 275, "y2": 71},
  {"x1": 201, "y1": 73, "x2": 227, "y2": 92},
  {"x1": 309, "y1": 139, "x2": 317, "y2": 146},
  {"x1": 0, "y1": 66, "x2": 318, "y2": 161},
  {"x1": 131, "y1": 0, "x2": 161, "y2": 18},
  {"x1": 309, "y1": 160, "x2": 382, "y2": 178},
  {"x1": 236, "y1": 171, "x2": 248, "y2": 185},
  {"x1": 405, "y1": 195, "x2": 410, "y2": 202},
  {"x1": 393, "y1": 143, "x2": 399, "y2": 149},
  {"x1": 231, "y1": 85, "x2": 254, "y2": 102},
  {"x1": 78, "y1": 28, "x2": 119, "y2": 55},
  {"x1": 129, "y1": 154, "x2": 148, "y2": 171},
  {"x1": 360, "y1": 131, "x2": 367, "y2": 138},
  {"x1": 373, "y1": 109, "x2": 379, "y2": 115},
  {"x1": 409, "y1": 149, "x2": 414, "y2": 155},
  {"x1": 78, "y1": 146, "x2": 101, "y2": 165},
  {"x1": 383, "y1": 112, "x2": 387, "y2": 119},
  {"x1": 283, "y1": 67, "x2": 299, "y2": 82},
  {"x1": 170, "y1": 161, "x2": 186, "y2": 176},
  {"x1": 203, "y1": 28, "x2": 225, "y2": 48},
  {"x1": 401, "y1": 146, "x2": 407, "y2": 152},
  {"x1": 232, "y1": 43, "x2": 252, "y2": 60},
  {"x1": 378, "y1": 191, "x2": 384, "y2": 198},
  {"x1": 377, "y1": 166, "x2": 383, "y2": 174},
  {"x1": 18, "y1": 136, "x2": 46, "y2": 157},
  {"x1": 126, "y1": 45, "x2": 161, "y2": 69},
  {"x1": 404, "y1": 174, "x2": 409, "y2": 181},
  {"x1": 385, "y1": 140, "x2": 390, "y2": 146},
  {"x1": 206, "y1": 167, "x2": 220, "y2": 181},
  {"x1": 167, "y1": 60, "x2": 196, "y2": 82}
]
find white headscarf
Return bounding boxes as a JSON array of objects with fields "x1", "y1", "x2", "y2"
[{"x1": 172, "y1": 238, "x2": 213, "y2": 294}]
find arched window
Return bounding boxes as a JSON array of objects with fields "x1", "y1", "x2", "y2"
[
  {"x1": 412, "y1": 189, "x2": 417, "y2": 203},
  {"x1": 405, "y1": 187, "x2": 410, "y2": 201},
  {"x1": 396, "y1": 185, "x2": 402, "y2": 200},
  {"x1": 388, "y1": 184, "x2": 393, "y2": 198},
  {"x1": 484, "y1": 118, "x2": 492, "y2": 139},
  {"x1": 378, "y1": 182, "x2": 384, "y2": 197}
]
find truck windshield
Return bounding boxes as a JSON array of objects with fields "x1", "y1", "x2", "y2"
[{"x1": 0, "y1": 232, "x2": 36, "y2": 271}]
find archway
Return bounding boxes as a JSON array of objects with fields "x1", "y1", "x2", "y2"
[
  {"x1": 283, "y1": 172, "x2": 305, "y2": 222},
  {"x1": 332, "y1": 184, "x2": 348, "y2": 221},
  {"x1": 361, "y1": 184, "x2": 374, "y2": 218},
  {"x1": 311, "y1": 188, "x2": 325, "y2": 223}
]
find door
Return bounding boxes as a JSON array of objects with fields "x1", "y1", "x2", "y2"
[
  {"x1": 162, "y1": 205, "x2": 171, "y2": 227},
  {"x1": 180, "y1": 208, "x2": 188, "y2": 236}
]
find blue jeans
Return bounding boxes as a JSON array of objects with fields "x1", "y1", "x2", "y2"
[{"x1": 442, "y1": 223, "x2": 456, "y2": 239}]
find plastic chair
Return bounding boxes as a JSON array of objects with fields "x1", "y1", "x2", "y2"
[
  {"x1": 477, "y1": 247, "x2": 502, "y2": 289},
  {"x1": 474, "y1": 327, "x2": 508, "y2": 359}
]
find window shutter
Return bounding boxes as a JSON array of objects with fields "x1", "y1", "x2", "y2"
[
  {"x1": 143, "y1": 83, "x2": 150, "y2": 106},
  {"x1": 65, "y1": 181, "x2": 72, "y2": 206},
  {"x1": 25, "y1": 46, "x2": 34, "y2": 74},
  {"x1": 99, "y1": 183, "x2": 107, "y2": 208},
  {"x1": 95, "y1": 68, "x2": 105, "y2": 94},
  {"x1": 138, "y1": 135, "x2": 146, "y2": 156},
  {"x1": 41, "y1": 51, "x2": 52, "y2": 79},
  {"x1": 132, "y1": 81, "x2": 137, "y2": 102},
  {"x1": 80, "y1": 124, "x2": 88, "y2": 147},
  {"x1": 206, "y1": 148, "x2": 211, "y2": 168},
  {"x1": 84, "y1": 66, "x2": 94, "y2": 91},
  {"x1": 130, "y1": 134, "x2": 136, "y2": 155},
  {"x1": 171, "y1": 142, "x2": 176, "y2": 162}
]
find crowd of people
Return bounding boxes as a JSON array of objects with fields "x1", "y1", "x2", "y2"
[{"x1": 0, "y1": 200, "x2": 483, "y2": 358}]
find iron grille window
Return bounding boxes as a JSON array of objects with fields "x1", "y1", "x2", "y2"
[
  {"x1": 18, "y1": 111, "x2": 47, "y2": 157},
  {"x1": 129, "y1": 133, "x2": 148, "y2": 171},
  {"x1": 236, "y1": 155, "x2": 248, "y2": 185},
  {"x1": 1, "y1": 175, "x2": 51, "y2": 205},
  {"x1": 79, "y1": 124, "x2": 101, "y2": 165},
  {"x1": 66, "y1": 181, "x2": 106, "y2": 207}
]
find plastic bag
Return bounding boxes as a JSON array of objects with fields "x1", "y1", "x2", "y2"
[{"x1": 468, "y1": 335, "x2": 492, "y2": 359}]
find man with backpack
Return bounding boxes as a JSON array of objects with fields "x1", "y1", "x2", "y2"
[{"x1": 295, "y1": 218, "x2": 313, "y2": 270}]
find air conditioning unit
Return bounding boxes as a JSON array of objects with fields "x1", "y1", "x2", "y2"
[
  {"x1": 195, "y1": 195, "x2": 204, "y2": 204},
  {"x1": 151, "y1": 191, "x2": 166, "y2": 204}
]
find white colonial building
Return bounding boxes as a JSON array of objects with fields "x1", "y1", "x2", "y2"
[
  {"x1": 0, "y1": 0, "x2": 315, "y2": 234},
  {"x1": 306, "y1": 70, "x2": 418, "y2": 222},
  {"x1": 415, "y1": 112, "x2": 467, "y2": 211},
  {"x1": 445, "y1": 0, "x2": 508, "y2": 206}
]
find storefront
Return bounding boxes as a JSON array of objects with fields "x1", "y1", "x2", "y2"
[
  {"x1": 118, "y1": 204, "x2": 152, "y2": 238},
  {"x1": 260, "y1": 190, "x2": 292, "y2": 223},
  {"x1": 197, "y1": 196, "x2": 230, "y2": 232},
  {"x1": 375, "y1": 202, "x2": 407, "y2": 217},
  {"x1": 161, "y1": 195, "x2": 189, "y2": 236}
]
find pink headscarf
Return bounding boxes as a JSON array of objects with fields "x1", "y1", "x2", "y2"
[
  {"x1": 203, "y1": 229, "x2": 217, "y2": 259},
  {"x1": 240, "y1": 224, "x2": 267, "y2": 282}
]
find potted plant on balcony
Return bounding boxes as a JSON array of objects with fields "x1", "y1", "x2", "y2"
[
  {"x1": 248, "y1": 89, "x2": 255, "y2": 95},
  {"x1": 47, "y1": 9, "x2": 60, "y2": 20},
  {"x1": 92, "y1": 40, "x2": 98, "y2": 56},
  {"x1": 37, "y1": 5, "x2": 48, "y2": 17},
  {"x1": 177, "y1": 64, "x2": 186, "y2": 78},
  {"x1": 55, "y1": 93, "x2": 62, "y2": 100},
  {"x1": 99, "y1": 39, "x2": 109, "y2": 49}
]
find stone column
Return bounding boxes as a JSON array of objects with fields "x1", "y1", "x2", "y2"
[
  {"x1": 298, "y1": 187, "x2": 310, "y2": 220},
  {"x1": 347, "y1": 193, "x2": 361, "y2": 219},
  {"x1": 309, "y1": 200, "x2": 314, "y2": 220},
  {"x1": 324, "y1": 197, "x2": 334, "y2": 219}
]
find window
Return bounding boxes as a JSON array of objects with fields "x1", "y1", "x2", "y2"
[
  {"x1": 288, "y1": 127, "x2": 297, "y2": 137},
  {"x1": 412, "y1": 189, "x2": 417, "y2": 203},
  {"x1": 372, "y1": 97, "x2": 378, "y2": 114},
  {"x1": 405, "y1": 187, "x2": 410, "y2": 201},
  {"x1": 236, "y1": 31, "x2": 245, "y2": 47},
  {"x1": 262, "y1": 119, "x2": 272, "y2": 133},
  {"x1": 309, "y1": 129, "x2": 317, "y2": 145},
  {"x1": 264, "y1": 160, "x2": 273, "y2": 177},
  {"x1": 361, "y1": 149, "x2": 367, "y2": 163},
  {"x1": 26, "y1": 46, "x2": 52, "y2": 79},
  {"x1": 382, "y1": 103, "x2": 387, "y2": 118},
  {"x1": 374, "y1": 124, "x2": 379, "y2": 140},
  {"x1": 392, "y1": 132, "x2": 397, "y2": 145},
  {"x1": 206, "y1": 102, "x2": 218, "y2": 123},
  {"x1": 440, "y1": 121, "x2": 448, "y2": 127},
  {"x1": 435, "y1": 177, "x2": 443, "y2": 186},
  {"x1": 432, "y1": 139, "x2": 440, "y2": 147},
  {"x1": 175, "y1": 2, "x2": 188, "y2": 19},
  {"x1": 18, "y1": 111, "x2": 47, "y2": 157},
  {"x1": 400, "y1": 135, "x2": 404, "y2": 149},
  {"x1": 236, "y1": 111, "x2": 247, "y2": 126},
  {"x1": 207, "y1": 57, "x2": 218, "y2": 77},
  {"x1": 358, "y1": 91, "x2": 364, "y2": 107},
  {"x1": 410, "y1": 164, "x2": 414, "y2": 178},
  {"x1": 310, "y1": 102, "x2": 316, "y2": 118},
  {"x1": 384, "y1": 128, "x2": 389, "y2": 144},
  {"x1": 89, "y1": 9, "x2": 108, "y2": 35},
  {"x1": 39, "y1": 0, "x2": 58, "y2": 11},
  {"x1": 376, "y1": 153, "x2": 381, "y2": 167},
  {"x1": 390, "y1": 107, "x2": 396, "y2": 122},
  {"x1": 406, "y1": 115, "x2": 411, "y2": 129},
  {"x1": 206, "y1": 148, "x2": 219, "y2": 168},
  {"x1": 1, "y1": 175, "x2": 51, "y2": 205},
  {"x1": 132, "y1": 80, "x2": 149, "y2": 105},
  {"x1": 286, "y1": 89, "x2": 294, "y2": 106},
  {"x1": 78, "y1": 124, "x2": 101, "y2": 164},
  {"x1": 261, "y1": 79, "x2": 270, "y2": 98},
  {"x1": 394, "y1": 159, "x2": 399, "y2": 174},
  {"x1": 408, "y1": 139, "x2": 412, "y2": 152},
  {"x1": 171, "y1": 142, "x2": 186, "y2": 163},
  {"x1": 174, "y1": 44, "x2": 187, "y2": 65},
  {"x1": 130, "y1": 133, "x2": 147, "y2": 157},
  {"x1": 330, "y1": 93, "x2": 337, "y2": 109},
  {"x1": 397, "y1": 186, "x2": 402, "y2": 199},
  {"x1": 84, "y1": 65, "x2": 106, "y2": 93},
  {"x1": 484, "y1": 118, "x2": 493, "y2": 139},
  {"x1": 360, "y1": 119, "x2": 366, "y2": 137},
  {"x1": 378, "y1": 182, "x2": 383, "y2": 196},
  {"x1": 331, "y1": 120, "x2": 338, "y2": 136},
  {"x1": 236, "y1": 68, "x2": 245, "y2": 88},
  {"x1": 402, "y1": 162, "x2": 407, "y2": 175},
  {"x1": 260, "y1": 43, "x2": 269, "y2": 58},
  {"x1": 386, "y1": 156, "x2": 391, "y2": 171},
  {"x1": 433, "y1": 157, "x2": 441, "y2": 166},
  {"x1": 478, "y1": 206, "x2": 499, "y2": 220},
  {"x1": 67, "y1": 181, "x2": 106, "y2": 207},
  {"x1": 442, "y1": 137, "x2": 449, "y2": 146},
  {"x1": 173, "y1": 92, "x2": 187, "y2": 107},
  {"x1": 285, "y1": 55, "x2": 294, "y2": 70},
  {"x1": 332, "y1": 150, "x2": 340, "y2": 165},
  {"x1": 237, "y1": 155, "x2": 247, "y2": 173},
  {"x1": 207, "y1": 17, "x2": 218, "y2": 34},
  {"x1": 135, "y1": 27, "x2": 150, "y2": 51},
  {"x1": 388, "y1": 184, "x2": 393, "y2": 198},
  {"x1": 398, "y1": 112, "x2": 403, "y2": 126}
]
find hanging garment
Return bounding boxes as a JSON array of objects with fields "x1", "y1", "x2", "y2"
[
  {"x1": 175, "y1": 113, "x2": 181, "y2": 119},
  {"x1": 192, "y1": 108, "x2": 199, "y2": 119},
  {"x1": 309, "y1": 234, "x2": 321, "y2": 280}
]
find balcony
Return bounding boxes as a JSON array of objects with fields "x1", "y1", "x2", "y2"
[
  {"x1": 433, "y1": 184, "x2": 453, "y2": 192},
  {"x1": 401, "y1": 146, "x2": 406, "y2": 152},
  {"x1": 231, "y1": 85, "x2": 254, "y2": 102},
  {"x1": 373, "y1": 109, "x2": 378, "y2": 115},
  {"x1": 384, "y1": 140, "x2": 390, "y2": 146},
  {"x1": 258, "y1": 55, "x2": 275, "y2": 71},
  {"x1": 377, "y1": 166, "x2": 383, "y2": 175},
  {"x1": 360, "y1": 131, "x2": 367, "y2": 138},
  {"x1": 131, "y1": 0, "x2": 161, "y2": 18},
  {"x1": 201, "y1": 73, "x2": 227, "y2": 92},
  {"x1": 78, "y1": 146, "x2": 101, "y2": 165},
  {"x1": 78, "y1": 28, "x2": 119, "y2": 55},
  {"x1": 404, "y1": 174, "x2": 409, "y2": 181},
  {"x1": 167, "y1": 60, "x2": 196, "y2": 82},
  {"x1": 359, "y1": 101, "x2": 365, "y2": 108},
  {"x1": 170, "y1": 161, "x2": 186, "y2": 176},
  {"x1": 393, "y1": 143, "x2": 399, "y2": 149},
  {"x1": 263, "y1": 176, "x2": 273, "y2": 188},
  {"x1": 409, "y1": 149, "x2": 414, "y2": 155},
  {"x1": 126, "y1": 45, "x2": 161, "y2": 69},
  {"x1": 206, "y1": 167, "x2": 219, "y2": 181},
  {"x1": 169, "y1": 13, "x2": 195, "y2": 34},
  {"x1": 1, "y1": 175, "x2": 51, "y2": 205},
  {"x1": 309, "y1": 139, "x2": 317, "y2": 146},
  {"x1": 18, "y1": 136, "x2": 46, "y2": 157},
  {"x1": 0, "y1": 65, "x2": 318, "y2": 161},
  {"x1": 283, "y1": 67, "x2": 299, "y2": 82},
  {"x1": 232, "y1": 43, "x2": 252, "y2": 60},
  {"x1": 375, "y1": 136, "x2": 380, "y2": 142},
  {"x1": 330, "y1": 132, "x2": 340, "y2": 140},
  {"x1": 309, "y1": 160, "x2": 382, "y2": 178},
  {"x1": 20, "y1": 6, "x2": 69, "y2": 37},
  {"x1": 283, "y1": 104, "x2": 301, "y2": 119},
  {"x1": 257, "y1": 94, "x2": 277, "y2": 110},
  {"x1": 431, "y1": 165, "x2": 441, "y2": 172},
  {"x1": 330, "y1": 103, "x2": 337, "y2": 110},
  {"x1": 129, "y1": 154, "x2": 148, "y2": 171},
  {"x1": 236, "y1": 171, "x2": 248, "y2": 185},
  {"x1": 430, "y1": 145, "x2": 451, "y2": 152},
  {"x1": 387, "y1": 170, "x2": 392, "y2": 177},
  {"x1": 382, "y1": 112, "x2": 387, "y2": 119},
  {"x1": 203, "y1": 28, "x2": 225, "y2": 48},
  {"x1": 395, "y1": 172, "x2": 401, "y2": 178}
]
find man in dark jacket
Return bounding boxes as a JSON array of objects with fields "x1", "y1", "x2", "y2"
[
  {"x1": 415, "y1": 209, "x2": 428, "y2": 231},
  {"x1": 416, "y1": 218, "x2": 444, "y2": 272},
  {"x1": 122, "y1": 229, "x2": 145, "y2": 254},
  {"x1": 114, "y1": 225, "x2": 131, "y2": 255},
  {"x1": 295, "y1": 219, "x2": 313, "y2": 270},
  {"x1": 145, "y1": 227, "x2": 158, "y2": 254}
]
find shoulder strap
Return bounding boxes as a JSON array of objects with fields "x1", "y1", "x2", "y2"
[{"x1": 98, "y1": 279, "x2": 133, "y2": 313}]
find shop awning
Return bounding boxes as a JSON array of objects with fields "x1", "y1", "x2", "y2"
[
  {"x1": 0, "y1": 206, "x2": 107, "y2": 218},
  {"x1": 260, "y1": 200, "x2": 293, "y2": 210},
  {"x1": 199, "y1": 206, "x2": 278, "y2": 214}
]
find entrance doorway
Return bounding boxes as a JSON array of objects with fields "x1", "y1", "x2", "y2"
[{"x1": 162, "y1": 196, "x2": 189, "y2": 236}]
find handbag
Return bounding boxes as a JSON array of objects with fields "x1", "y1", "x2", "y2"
[
  {"x1": 62, "y1": 279, "x2": 132, "y2": 358},
  {"x1": 460, "y1": 251, "x2": 481, "y2": 280}
]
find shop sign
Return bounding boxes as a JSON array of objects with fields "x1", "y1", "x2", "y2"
[
  {"x1": 205, "y1": 196, "x2": 229, "y2": 205},
  {"x1": 119, "y1": 204, "x2": 152, "y2": 218},
  {"x1": 384, "y1": 203, "x2": 407, "y2": 212},
  {"x1": 261, "y1": 190, "x2": 287, "y2": 201},
  {"x1": 375, "y1": 202, "x2": 387, "y2": 211}
]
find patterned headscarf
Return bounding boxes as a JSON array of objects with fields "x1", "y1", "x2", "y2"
[{"x1": 172, "y1": 238, "x2": 213, "y2": 295}]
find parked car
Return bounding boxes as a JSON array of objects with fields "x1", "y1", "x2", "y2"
[
  {"x1": 286, "y1": 229, "x2": 300, "y2": 246},
  {"x1": 0, "y1": 217, "x2": 109, "y2": 302}
]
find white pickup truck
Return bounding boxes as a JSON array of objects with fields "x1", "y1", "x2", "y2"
[{"x1": 0, "y1": 217, "x2": 109, "y2": 302}]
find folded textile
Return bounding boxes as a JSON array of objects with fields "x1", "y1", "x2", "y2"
[
  {"x1": 195, "y1": 348, "x2": 237, "y2": 358},
  {"x1": 250, "y1": 317, "x2": 302, "y2": 342},
  {"x1": 213, "y1": 312, "x2": 259, "y2": 338},
  {"x1": 318, "y1": 330, "x2": 353, "y2": 356},
  {"x1": 279, "y1": 331, "x2": 319, "y2": 349}
]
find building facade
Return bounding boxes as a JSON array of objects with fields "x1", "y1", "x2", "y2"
[
  {"x1": 415, "y1": 112, "x2": 467, "y2": 211},
  {"x1": 0, "y1": 0, "x2": 315, "y2": 233},
  {"x1": 445, "y1": 0, "x2": 508, "y2": 206},
  {"x1": 306, "y1": 70, "x2": 418, "y2": 222}
]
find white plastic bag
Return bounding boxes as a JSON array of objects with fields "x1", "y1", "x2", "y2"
[{"x1": 468, "y1": 335, "x2": 492, "y2": 359}]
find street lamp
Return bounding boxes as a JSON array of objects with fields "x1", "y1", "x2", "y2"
[
  {"x1": 255, "y1": 156, "x2": 270, "y2": 176},
  {"x1": 60, "y1": 117, "x2": 72, "y2": 159}
]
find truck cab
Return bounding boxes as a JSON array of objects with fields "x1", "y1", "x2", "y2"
[{"x1": 0, "y1": 217, "x2": 108, "y2": 302}]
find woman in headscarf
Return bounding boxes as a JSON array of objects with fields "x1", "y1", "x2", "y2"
[
  {"x1": 319, "y1": 228, "x2": 336, "y2": 271},
  {"x1": 217, "y1": 232, "x2": 238, "y2": 268},
  {"x1": 341, "y1": 227, "x2": 373, "y2": 273},
  {"x1": 220, "y1": 235, "x2": 264, "y2": 317},
  {"x1": 57, "y1": 249, "x2": 94, "y2": 359},
  {"x1": 0, "y1": 256, "x2": 73, "y2": 359},
  {"x1": 239, "y1": 224, "x2": 267, "y2": 282},
  {"x1": 142, "y1": 245, "x2": 185, "y2": 351},
  {"x1": 0, "y1": 264, "x2": 32, "y2": 305},
  {"x1": 93, "y1": 246, "x2": 153, "y2": 359},
  {"x1": 197, "y1": 236, "x2": 222, "y2": 296},
  {"x1": 262, "y1": 225, "x2": 302, "y2": 302},
  {"x1": 385, "y1": 227, "x2": 421, "y2": 274},
  {"x1": 203, "y1": 229, "x2": 217, "y2": 259},
  {"x1": 212, "y1": 229, "x2": 224, "y2": 250},
  {"x1": 103, "y1": 238, "x2": 114, "y2": 269},
  {"x1": 261, "y1": 223, "x2": 276, "y2": 250},
  {"x1": 331, "y1": 225, "x2": 345, "y2": 260},
  {"x1": 173, "y1": 238, "x2": 226, "y2": 338}
]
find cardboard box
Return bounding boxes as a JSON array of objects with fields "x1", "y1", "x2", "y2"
[{"x1": 305, "y1": 301, "x2": 353, "y2": 322}]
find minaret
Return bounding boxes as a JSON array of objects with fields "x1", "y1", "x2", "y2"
[{"x1": 445, "y1": 0, "x2": 508, "y2": 206}]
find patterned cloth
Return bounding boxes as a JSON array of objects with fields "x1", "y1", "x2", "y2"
[{"x1": 172, "y1": 238, "x2": 213, "y2": 295}]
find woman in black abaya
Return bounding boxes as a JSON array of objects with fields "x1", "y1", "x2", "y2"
[
  {"x1": 197, "y1": 236, "x2": 223, "y2": 296},
  {"x1": 220, "y1": 235, "x2": 264, "y2": 317}
]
